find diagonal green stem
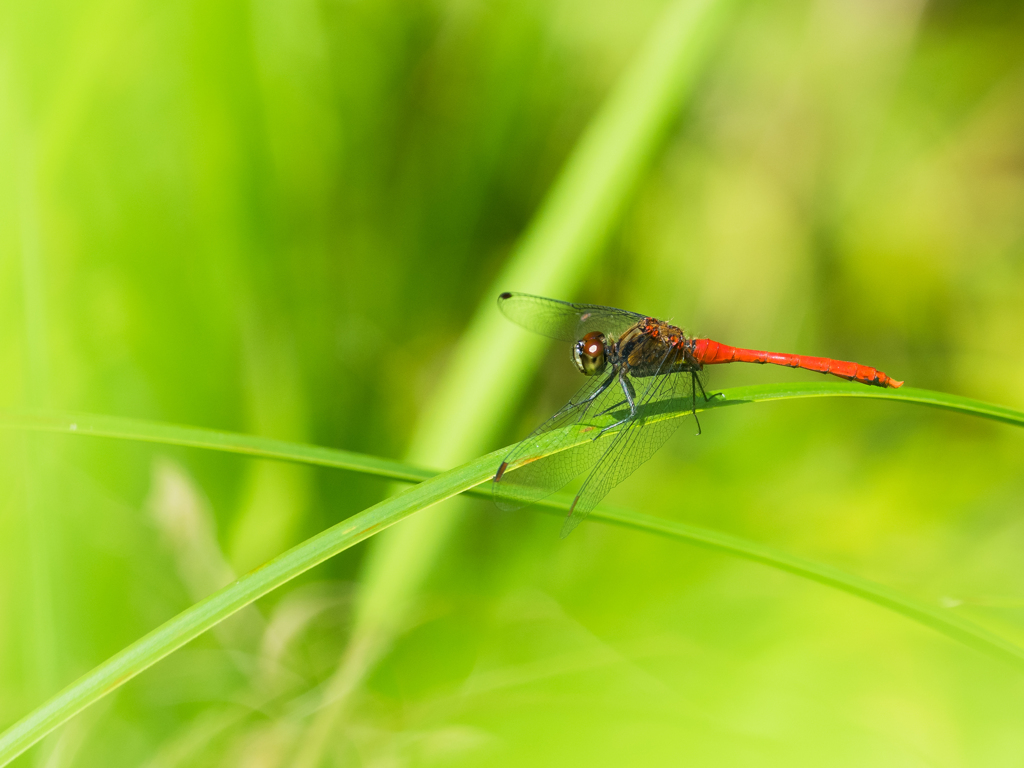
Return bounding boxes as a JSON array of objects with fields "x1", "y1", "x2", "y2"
[
  {"x1": 591, "y1": 505, "x2": 1024, "y2": 672},
  {"x1": 0, "y1": 383, "x2": 1023, "y2": 764},
  {"x1": 0, "y1": 448, "x2": 503, "y2": 766}
]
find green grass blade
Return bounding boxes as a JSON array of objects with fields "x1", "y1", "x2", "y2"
[
  {"x1": 1, "y1": 383, "x2": 1024, "y2": 764},
  {"x1": 702, "y1": 382, "x2": 1024, "y2": 427},
  {"x1": 0, "y1": 410, "x2": 434, "y2": 482},
  {"x1": 0, "y1": 447, "x2": 504, "y2": 767},
  {"x1": 0, "y1": 387, "x2": 1022, "y2": 763},
  {"x1": 2, "y1": 383, "x2": 1019, "y2": 464},
  {"x1": 589, "y1": 505, "x2": 1024, "y2": 671}
]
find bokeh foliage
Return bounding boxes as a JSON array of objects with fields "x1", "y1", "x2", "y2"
[{"x1": 2, "y1": 0, "x2": 1024, "y2": 765}]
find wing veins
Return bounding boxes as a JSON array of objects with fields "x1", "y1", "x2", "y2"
[{"x1": 561, "y1": 347, "x2": 688, "y2": 537}]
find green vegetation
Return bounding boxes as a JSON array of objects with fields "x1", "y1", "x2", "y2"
[
  {"x1": 2, "y1": 0, "x2": 1024, "y2": 765},
  {"x1": 3, "y1": 384, "x2": 1024, "y2": 764}
]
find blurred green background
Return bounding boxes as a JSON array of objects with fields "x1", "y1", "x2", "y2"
[{"x1": 3, "y1": 0, "x2": 1024, "y2": 765}]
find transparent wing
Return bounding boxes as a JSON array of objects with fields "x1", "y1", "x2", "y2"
[
  {"x1": 492, "y1": 369, "x2": 626, "y2": 512},
  {"x1": 498, "y1": 292, "x2": 645, "y2": 343},
  {"x1": 560, "y1": 357, "x2": 694, "y2": 538}
]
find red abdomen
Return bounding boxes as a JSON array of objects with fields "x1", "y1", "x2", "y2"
[{"x1": 692, "y1": 338, "x2": 903, "y2": 388}]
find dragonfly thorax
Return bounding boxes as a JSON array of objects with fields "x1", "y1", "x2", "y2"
[{"x1": 616, "y1": 319, "x2": 699, "y2": 377}]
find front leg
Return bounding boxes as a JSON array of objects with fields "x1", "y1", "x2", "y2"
[
  {"x1": 574, "y1": 369, "x2": 617, "y2": 411},
  {"x1": 597, "y1": 372, "x2": 637, "y2": 438}
]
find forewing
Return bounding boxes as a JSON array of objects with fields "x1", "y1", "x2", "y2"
[
  {"x1": 498, "y1": 292, "x2": 643, "y2": 342},
  {"x1": 493, "y1": 371, "x2": 626, "y2": 512},
  {"x1": 560, "y1": 357, "x2": 693, "y2": 538}
]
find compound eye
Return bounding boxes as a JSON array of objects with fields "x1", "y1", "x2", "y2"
[{"x1": 572, "y1": 332, "x2": 607, "y2": 376}]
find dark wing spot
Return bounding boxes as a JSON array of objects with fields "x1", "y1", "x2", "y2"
[{"x1": 499, "y1": 292, "x2": 512, "y2": 300}]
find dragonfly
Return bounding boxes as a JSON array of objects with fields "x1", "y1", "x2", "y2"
[{"x1": 492, "y1": 292, "x2": 903, "y2": 538}]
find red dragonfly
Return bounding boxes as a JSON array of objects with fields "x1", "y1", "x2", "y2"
[{"x1": 492, "y1": 292, "x2": 903, "y2": 537}]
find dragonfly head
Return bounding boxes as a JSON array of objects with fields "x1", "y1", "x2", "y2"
[{"x1": 573, "y1": 332, "x2": 608, "y2": 376}]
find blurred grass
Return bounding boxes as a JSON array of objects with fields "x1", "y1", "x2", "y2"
[
  {"x1": 310, "y1": 2, "x2": 736, "y2": 764},
  {"x1": 3, "y1": 0, "x2": 1024, "y2": 765},
  {"x1": 3, "y1": 382, "x2": 1024, "y2": 765},
  {"x1": 0, "y1": 446, "x2": 506, "y2": 766}
]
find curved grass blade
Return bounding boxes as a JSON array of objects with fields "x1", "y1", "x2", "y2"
[
  {"x1": 587, "y1": 504, "x2": 1024, "y2": 671},
  {"x1": 701, "y1": 382, "x2": 1024, "y2": 428},
  {"x1": 3, "y1": 382, "x2": 1020, "y2": 459},
  {"x1": 0, "y1": 410, "x2": 434, "y2": 482},
  {"x1": 1, "y1": 383, "x2": 1024, "y2": 764},
  {"x1": 0, "y1": 446, "x2": 506, "y2": 767}
]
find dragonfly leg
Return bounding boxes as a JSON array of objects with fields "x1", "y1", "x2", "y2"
[
  {"x1": 572, "y1": 369, "x2": 617, "y2": 411},
  {"x1": 694, "y1": 374, "x2": 723, "y2": 403},
  {"x1": 691, "y1": 372, "x2": 702, "y2": 436},
  {"x1": 596, "y1": 373, "x2": 637, "y2": 438},
  {"x1": 593, "y1": 399, "x2": 627, "y2": 418}
]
